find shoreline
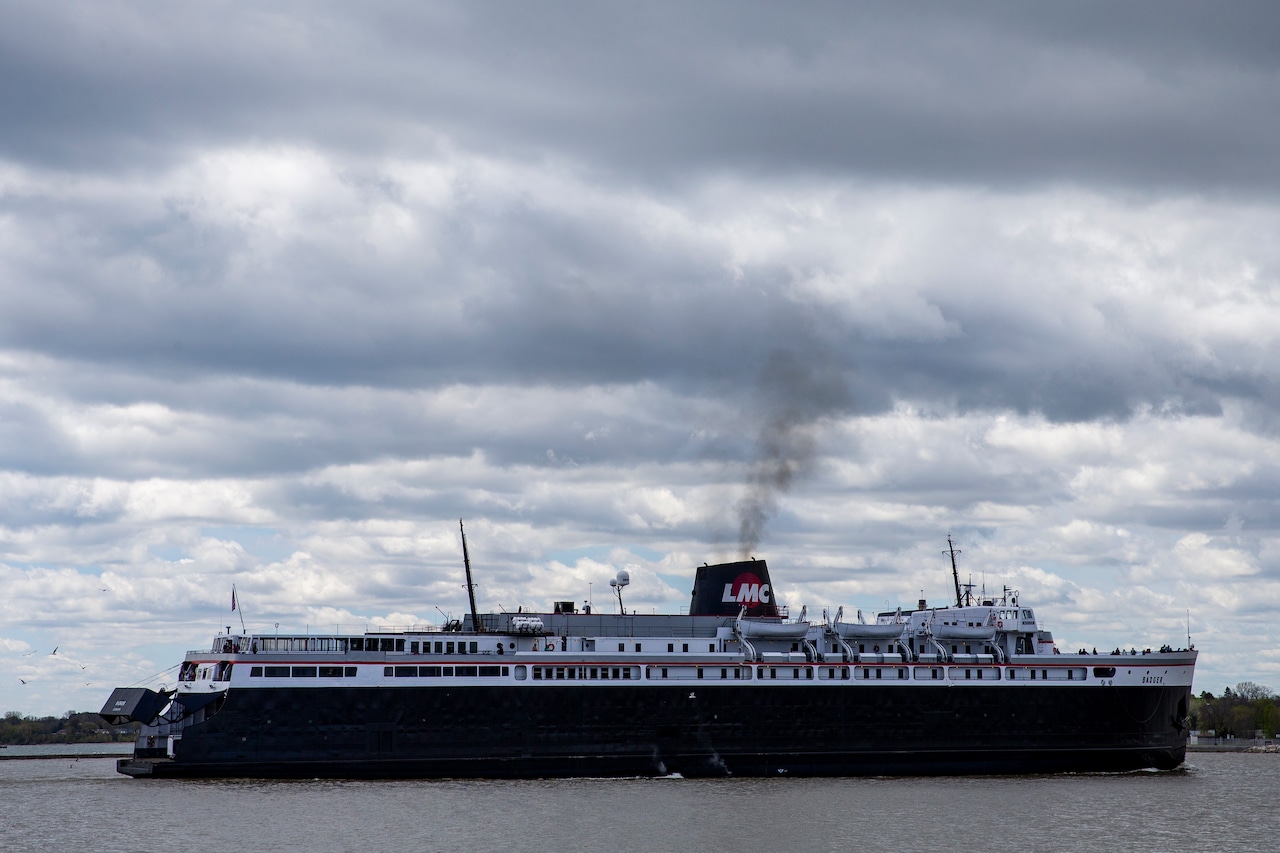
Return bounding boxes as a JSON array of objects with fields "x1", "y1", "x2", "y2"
[
  {"x1": 0, "y1": 743, "x2": 134, "y2": 760},
  {"x1": 1187, "y1": 743, "x2": 1277, "y2": 753}
]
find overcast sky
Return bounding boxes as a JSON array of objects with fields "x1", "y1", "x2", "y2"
[{"x1": 3, "y1": 1, "x2": 1279, "y2": 716}]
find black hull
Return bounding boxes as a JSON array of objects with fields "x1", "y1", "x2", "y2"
[{"x1": 120, "y1": 682, "x2": 1191, "y2": 779}]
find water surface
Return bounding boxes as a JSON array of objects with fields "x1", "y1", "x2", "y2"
[{"x1": 1, "y1": 753, "x2": 1275, "y2": 852}]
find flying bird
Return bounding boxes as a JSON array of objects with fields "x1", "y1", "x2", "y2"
[
  {"x1": 49, "y1": 646, "x2": 58, "y2": 655},
  {"x1": 18, "y1": 678, "x2": 27, "y2": 684}
]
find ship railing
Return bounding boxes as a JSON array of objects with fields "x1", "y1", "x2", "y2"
[
  {"x1": 190, "y1": 646, "x2": 353, "y2": 657},
  {"x1": 224, "y1": 624, "x2": 455, "y2": 640},
  {"x1": 534, "y1": 620, "x2": 726, "y2": 639}
]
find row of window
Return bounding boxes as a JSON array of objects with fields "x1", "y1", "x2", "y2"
[
  {"x1": 246, "y1": 638, "x2": 732, "y2": 655},
  {"x1": 649, "y1": 666, "x2": 754, "y2": 681},
  {"x1": 248, "y1": 638, "x2": 495, "y2": 654},
  {"x1": 411, "y1": 641, "x2": 481, "y2": 655},
  {"x1": 244, "y1": 663, "x2": 1099, "y2": 682},
  {"x1": 645, "y1": 665, "x2": 1098, "y2": 683},
  {"x1": 1007, "y1": 667, "x2": 1090, "y2": 681},
  {"x1": 250, "y1": 666, "x2": 358, "y2": 678},
  {"x1": 243, "y1": 637, "x2": 1101, "y2": 664},
  {"x1": 248, "y1": 665, "x2": 511, "y2": 679},
  {"x1": 604, "y1": 643, "x2": 719, "y2": 653},
  {"x1": 385, "y1": 665, "x2": 507, "y2": 678},
  {"x1": 532, "y1": 666, "x2": 639, "y2": 681},
  {"x1": 252, "y1": 638, "x2": 386, "y2": 653}
]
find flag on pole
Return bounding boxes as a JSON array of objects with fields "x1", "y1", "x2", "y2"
[{"x1": 232, "y1": 584, "x2": 247, "y2": 634}]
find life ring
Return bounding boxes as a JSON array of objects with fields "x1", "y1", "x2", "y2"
[{"x1": 873, "y1": 644, "x2": 880, "y2": 653}]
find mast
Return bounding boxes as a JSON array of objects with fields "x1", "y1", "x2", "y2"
[
  {"x1": 944, "y1": 534, "x2": 962, "y2": 607},
  {"x1": 460, "y1": 519, "x2": 482, "y2": 632}
]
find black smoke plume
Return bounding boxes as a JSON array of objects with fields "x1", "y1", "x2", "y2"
[{"x1": 737, "y1": 349, "x2": 853, "y2": 557}]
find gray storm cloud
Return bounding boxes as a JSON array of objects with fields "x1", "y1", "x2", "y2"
[{"x1": 2, "y1": 2, "x2": 1280, "y2": 714}]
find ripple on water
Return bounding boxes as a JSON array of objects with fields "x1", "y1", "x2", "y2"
[{"x1": 0, "y1": 753, "x2": 1276, "y2": 853}]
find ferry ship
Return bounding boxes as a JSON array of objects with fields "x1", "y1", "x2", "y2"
[{"x1": 100, "y1": 548, "x2": 1197, "y2": 778}]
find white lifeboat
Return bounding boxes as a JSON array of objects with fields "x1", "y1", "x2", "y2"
[
  {"x1": 834, "y1": 622, "x2": 905, "y2": 640},
  {"x1": 736, "y1": 619, "x2": 811, "y2": 639}
]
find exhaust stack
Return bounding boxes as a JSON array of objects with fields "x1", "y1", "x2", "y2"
[{"x1": 688, "y1": 559, "x2": 779, "y2": 618}]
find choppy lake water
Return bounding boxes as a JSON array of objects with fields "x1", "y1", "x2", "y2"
[{"x1": 1, "y1": 752, "x2": 1276, "y2": 852}]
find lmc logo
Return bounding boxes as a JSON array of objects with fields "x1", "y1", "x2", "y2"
[{"x1": 721, "y1": 572, "x2": 771, "y2": 604}]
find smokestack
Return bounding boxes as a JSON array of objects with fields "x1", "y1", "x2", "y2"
[{"x1": 689, "y1": 559, "x2": 779, "y2": 618}]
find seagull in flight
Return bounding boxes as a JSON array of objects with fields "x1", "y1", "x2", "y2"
[
  {"x1": 18, "y1": 678, "x2": 27, "y2": 685},
  {"x1": 49, "y1": 646, "x2": 58, "y2": 655}
]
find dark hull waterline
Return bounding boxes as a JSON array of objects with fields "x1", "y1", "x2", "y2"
[{"x1": 118, "y1": 682, "x2": 1190, "y2": 779}]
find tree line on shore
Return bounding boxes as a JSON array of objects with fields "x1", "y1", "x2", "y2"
[
  {"x1": 2, "y1": 710, "x2": 139, "y2": 745},
  {"x1": 1191, "y1": 682, "x2": 1278, "y2": 739}
]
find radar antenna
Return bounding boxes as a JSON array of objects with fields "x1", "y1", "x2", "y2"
[
  {"x1": 609, "y1": 569, "x2": 630, "y2": 614},
  {"x1": 944, "y1": 534, "x2": 963, "y2": 607}
]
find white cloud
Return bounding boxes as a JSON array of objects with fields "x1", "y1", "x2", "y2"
[{"x1": 4, "y1": 3, "x2": 1280, "y2": 713}]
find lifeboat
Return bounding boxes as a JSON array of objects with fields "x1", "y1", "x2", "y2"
[
  {"x1": 833, "y1": 621, "x2": 905, "y2": 640},
  {"x1": 736, "y1": 618, "x2": 811, "y2": 639}
]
